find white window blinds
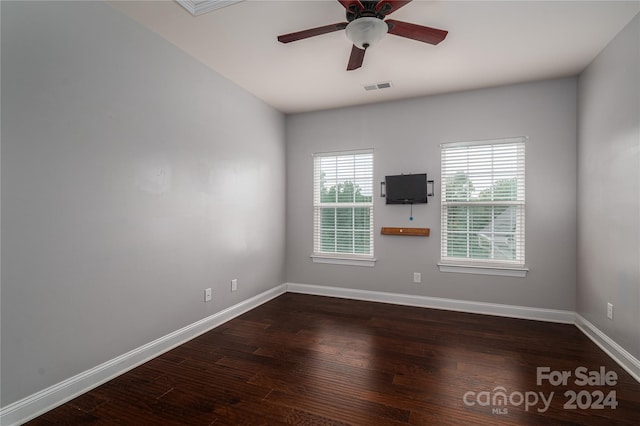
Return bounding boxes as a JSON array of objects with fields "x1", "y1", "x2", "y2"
[
  {"x1": 313, "y1": 150, "x2": 374, "y2": 258},
  {"x1": 440, "y1": 138, "x2": 525, "y2": 266}
]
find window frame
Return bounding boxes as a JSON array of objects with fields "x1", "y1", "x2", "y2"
[
  {"x1": 438, "y1": 137, "x2": 528, "y2": 277},
  {"x1": 311, "y1": 149, "x2": 376, "y2": 267}
]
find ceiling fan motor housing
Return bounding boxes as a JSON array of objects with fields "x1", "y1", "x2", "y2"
[{"x1": 345, "y1": 0, "x2": 389, "y2": 22}]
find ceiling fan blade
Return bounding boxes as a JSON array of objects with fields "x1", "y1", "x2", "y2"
[
  {"x1": 338, "y1": 0, "x2": 365, "y2": 12},
  {"x1": 347, "y1": 45, "x2": 365, "y2": 71},
  {"x1": 375, "y1": 0, "x2": 412, "y2": 15},
  {"x1": 386, "y1": 19, "x2": 448, "y2": 45},
  {"x1": 278, "y1": 22, "x2": 348, "y2": 43}
]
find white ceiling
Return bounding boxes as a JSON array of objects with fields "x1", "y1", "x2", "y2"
[{"x1": 109, "y1": 1, "x2": 640, "y2": 114}]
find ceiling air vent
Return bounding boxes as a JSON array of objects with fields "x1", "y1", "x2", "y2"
[
  {"x1": 176, "y1": 0, "x2": 244, "y2": 16},
  {"x1": 363, "y1": 81, "x2": 393, "y2": 92}
]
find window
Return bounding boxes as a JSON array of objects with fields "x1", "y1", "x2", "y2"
[
  {"x1": 440, "y1": 138, "x2": 526, "y2": 275},
  {"x1": 312, "y1": 150, "x2": 375, "y2": 266}
]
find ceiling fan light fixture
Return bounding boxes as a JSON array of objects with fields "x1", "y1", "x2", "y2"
[{"x1": 345, "y1": 17, "x2": 388, "y2": 50}]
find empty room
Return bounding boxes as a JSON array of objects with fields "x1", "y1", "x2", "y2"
[{"x1": 2, "y1": 1, "x2": 639, "y2": 424}]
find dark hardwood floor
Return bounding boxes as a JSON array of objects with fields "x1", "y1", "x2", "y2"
[{"x1": 27, "y1": 293, "x2": 640, "y2": 425}]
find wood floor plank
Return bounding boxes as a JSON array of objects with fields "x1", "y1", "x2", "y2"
[{"x1": 26, "y1": 293, "x2": 640, "y2": 425}]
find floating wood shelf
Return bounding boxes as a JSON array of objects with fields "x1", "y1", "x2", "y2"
[{"x1": 381, "y1": 227, "x2": 430, "y2": 237}]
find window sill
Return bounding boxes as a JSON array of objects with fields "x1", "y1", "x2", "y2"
[
  {"x1": 311, "y1": 255, "x2": 376, "y2": 267},
  {"x1": 438, "y1": 263, "x2": 528, "y2": 277}
]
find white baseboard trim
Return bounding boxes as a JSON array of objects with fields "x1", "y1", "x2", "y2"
[
  {"x1": 286, "y1": 283, "x2": 640, "y2": 384},
  {"x1": 0, "y1": 284, "x2": 287, "y2": 426},
  {"x1": 5, "y1": 283, "x2": 639, "y2": 425},
  {"x1": 575, "y1": 314, "x2": 640, "y2": 383},
  {"x1": 285, "y1": 282, "x2": 575, "y2": 324}
]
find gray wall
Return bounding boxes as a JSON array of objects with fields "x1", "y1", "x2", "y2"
[
  {"x1": 286, "y1": 78, "x2": 577, "y2": 310},
  {"x1": 1, "y1": 1, "x2": 285, "y2": 406},
  {"x1": 577, "y1": 14, "x2": 640, "y2": 361}
]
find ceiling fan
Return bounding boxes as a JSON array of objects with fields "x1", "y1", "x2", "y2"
[{"x1": 277, "y1": 0, "x2": 448, "y2": 71}]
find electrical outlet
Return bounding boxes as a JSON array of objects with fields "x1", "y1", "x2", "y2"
[
  {"x1": 231, "y1": 278, "x2": 238, "y2": 292},
  {"x1": 607, "y1": 302, "x2": 613, "y2": 320},
  {"x1": 413, "y1": 272, "x2": 421, "y2": 283},
  {"x1": 204, "y1": 288, "x2": 212, "y2": 302}
]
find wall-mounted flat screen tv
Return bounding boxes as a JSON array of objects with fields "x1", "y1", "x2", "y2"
[{"x1": 385, "y1": 173, "x2": 428, "y2": 204}]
